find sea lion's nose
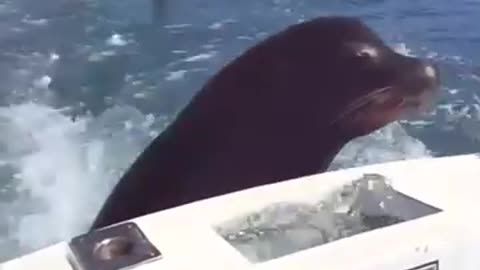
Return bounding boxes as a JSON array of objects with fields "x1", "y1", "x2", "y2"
[
  {"x1": 416, "y1": 61, "x2": 440, "y2": 88},
  {"x1": 423, "y1": 64, "x2": 437, "y2": 79},
  {"x1": 398, "y1": 59, "x2": 440, "y2": 94},
  {"x1": 422, "y1": 61, "x2": 439, "y2": 78}
]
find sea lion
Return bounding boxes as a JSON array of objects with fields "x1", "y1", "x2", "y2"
[{"x1": 90, "y1": 16, "x2": 440, "y2": 230}]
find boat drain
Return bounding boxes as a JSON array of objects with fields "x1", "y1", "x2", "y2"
[{"x1": 68, "y1": 222, "x2": 161, "y2": 270}]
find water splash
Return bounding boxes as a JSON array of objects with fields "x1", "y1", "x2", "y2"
[{"x1": 0, "y1": 102, "x2": 169, "y2": 261}]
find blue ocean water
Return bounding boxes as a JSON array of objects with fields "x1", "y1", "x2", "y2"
[{"x1": 0, "y1": 0, "x2": 479, "y2": 262}]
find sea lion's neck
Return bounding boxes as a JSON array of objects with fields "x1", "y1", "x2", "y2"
[
  {"x1": 91, "y1": 64, "x2": 348, "y2": 230},
  {"x1": 153, "y1": 96, "x2": 348, "y2": 203}
]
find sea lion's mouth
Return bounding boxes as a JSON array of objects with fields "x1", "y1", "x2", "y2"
[
  {"x1": 331, "y1": 84, "x2": 438, "y2": 134},
  {"x1": 331, "y1": 58, "x2": 440, "y2": 135}
]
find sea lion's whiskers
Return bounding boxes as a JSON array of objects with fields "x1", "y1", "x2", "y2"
[{"x1": 330, "y1": 86, "x2": 393, "y2": 125}]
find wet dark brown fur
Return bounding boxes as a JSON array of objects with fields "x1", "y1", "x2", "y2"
[{"x1": 90, "y1": 16, "x2": 439, "y2": 230}]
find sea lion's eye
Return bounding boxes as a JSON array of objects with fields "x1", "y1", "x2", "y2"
[
  {"x1": 355, "y1": 46, "x2": 378, "y2": 59},
  {"x1": 344, "y1": 42, "x2": 379, "y2": 63}
]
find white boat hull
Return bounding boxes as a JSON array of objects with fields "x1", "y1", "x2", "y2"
[{"x1": 3, "y1": 153, "x2": 480, "y2": 270}]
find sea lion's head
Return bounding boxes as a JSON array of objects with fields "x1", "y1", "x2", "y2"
[{"x1": 235, "y1": 16, "x2": 440, "y2": 140}]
